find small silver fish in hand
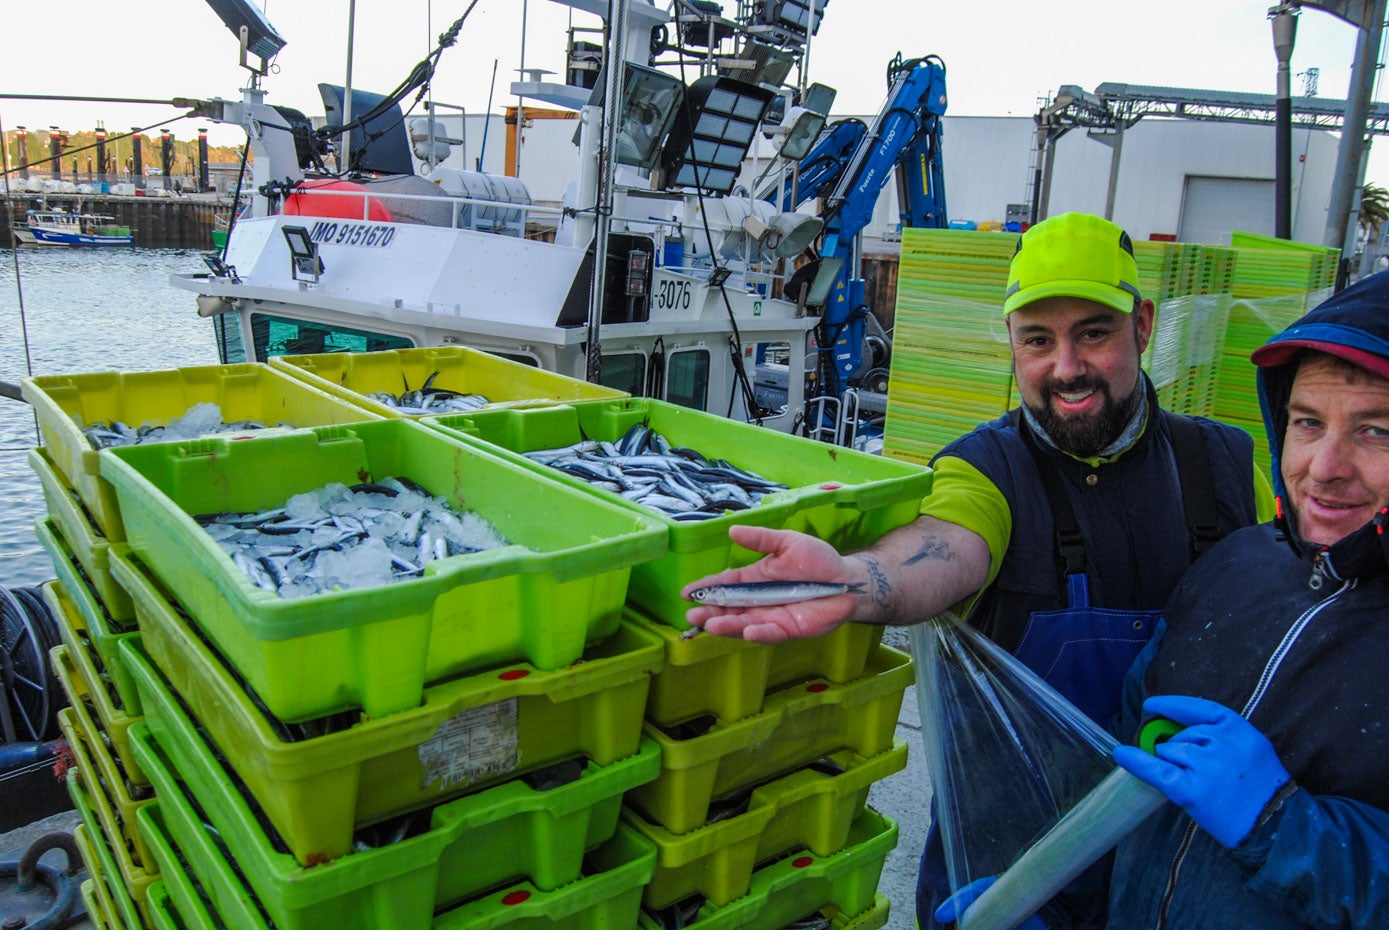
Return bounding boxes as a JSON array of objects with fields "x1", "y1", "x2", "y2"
[{"x1": 687, "y1": 581, "x2": 865, "y2": 607}]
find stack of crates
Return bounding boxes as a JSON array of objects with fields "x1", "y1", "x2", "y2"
[
  {"x1": 1217, "y1": 234, "x2": 1339, "y2": 477},
  {"x1": 424, "y1": 397, "x2": 931, "y2": 929},
  {"x1": 882, "y1": 228, "x2": 1020, "y2": 465},
  {"x1": 20, "y1": 361, "x2": 667, "y2": 930}
]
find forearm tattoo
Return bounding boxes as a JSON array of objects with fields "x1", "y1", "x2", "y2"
[
  {"x1": 852, "y1": 554, "x2": 892, "y2": 608},
  {"x1": 903, "y1": 539, "x2": 954, "y2": 566}
]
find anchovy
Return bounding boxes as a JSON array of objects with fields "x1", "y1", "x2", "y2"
[{"x1": 687, "y1": 581, "x2": 866, "y2": 607}]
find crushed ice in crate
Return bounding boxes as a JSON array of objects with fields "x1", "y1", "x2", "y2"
[
  {"x1": 196, "y1": 476, "x2": 516, "y2": 598},
  {"x1": 83, "y1": 402, "x2": 288, "y2": 448}
]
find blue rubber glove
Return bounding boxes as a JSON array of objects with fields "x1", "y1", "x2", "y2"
[
  {"x1": 934, "y1": 876, "x2": 1046, "y2": 929},
  {"x1": 1113, "y1": 694, "x2": 1292, "y2": 849}
]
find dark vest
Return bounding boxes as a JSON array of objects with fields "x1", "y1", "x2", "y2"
[{"x1": 932, "y1": 388, "x2": 1258, "y2": 653}]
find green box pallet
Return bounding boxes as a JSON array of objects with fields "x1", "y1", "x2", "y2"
[
  {"x1": 69, "y1": 770, "x2": 155, "y2": 930},
  {"x1": 49, "y1": 621, "x2": 145, "y2": 787},
  {"x1": 56, "y1": 696, "x2": 154, "y2": 874},
  {"x1": 100, "y1": 418, "x2": 667, "y2": 721},
  {"x1": 116, "y1": 569, "x2": 661, "y2": 864},
  {"x1": 40, "y1": 547, "x2": 140, "y2": 714},
  {"x1": 425, "y1": 398, "x2": 931, "y2": 628},
  {"x1": 21, "y1": 361, "x2": 380, "y2": 541},
  {"x1": 271, "y1": 346, "x2": 629, "y2": 418}
]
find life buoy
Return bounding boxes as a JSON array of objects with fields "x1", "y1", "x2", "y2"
[{"x1": 284, "y1": 179, "x2": 393, "y2": 221}]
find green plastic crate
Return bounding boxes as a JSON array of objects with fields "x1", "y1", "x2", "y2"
[
  {"x1": 31, "y1": 449, "x2": 134, "y2": 623},
  {"x1": 57, "y1": 698, "x2": 154, "y2": 874},
  {"x1": 138, "y1": 802, "x2": 267, "y2": 930},
  {"x1": 431, "y1": 822, "x2": 654, "y2": 930},
  {"x1": 100, "y1": 418, "x2": 667, "y2": 721},
  {"x1": 130, "y1": 722, "x2": 659, "y2": 930},
  {"x1": 637, "y1": 810, "x2": 897, "y2": 930},
  {"x1": 75, "y1": 825, "x2": 141, "y2": 930},
  {"x1": 271, "y1": 346, "x2": 629, "y2": 419},
  {"x1": 49, "y1": 628, "x2": 146, "y2": 787},
  {"x1": 21, "y1": 362, "x2": 380, "y2": 541},
  {"x1": 146, "y1": 881, "x2": 192, "y2": 930},
  {"x1": 38, "y1": 530, "x2": 140, "y2": 714},
  {"x1": 627, "y1": 645, "x2": 913, "y2": 835},
  {"x1": 632, "y1": 610, "x2": 885, "y2": 727},
  {"x1": 424, "y1": 398, "x2": 932, "y2": 628},
  {"x1": 69, "y1": 766, "x2": 156, "y2": 930},
  {"x1": 628, "y1": 740, "x2": 908, "y2": 908},
  {"x1": 116, "y1": 568, "x2": 661, "y2": 864}
]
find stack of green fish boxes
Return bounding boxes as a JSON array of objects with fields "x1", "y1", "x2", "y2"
[
  {"x1": 21, "y1": 361, "x2": 391, "y2": 930},
  {"x1": 882, "y1": 228, "x2": 1020, "y2": 466},
  {"x1": 24, "y1": 363, "x2": 680, "y2": 930},
  {"x1": 1216, "y1": 233, "x2": 1339, "y2": 477},
  {"x1": 423, "y1": 397, "x2": 932, "y2": 930}
]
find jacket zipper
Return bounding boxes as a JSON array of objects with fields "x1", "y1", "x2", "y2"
[{"x1": 1151, "y1": 577, "x2": 1353, "y2": 929}]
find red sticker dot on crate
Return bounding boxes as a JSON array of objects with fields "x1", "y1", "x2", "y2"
[
  {"x1": 806, "y1": 682, "x2": 829, "y2": 693},
  {"x1": 502, "y1": 891, "x2": 531, "y2": 906},
  {"x1": 499, "y1": 669, "x2": 530, "y2": 681},
  {"x1": 819, "y1": 483, "x2": 842, "y2": 490},
  {"x1": 793, "y1": 856, "x2": 814, "y2": 869}
]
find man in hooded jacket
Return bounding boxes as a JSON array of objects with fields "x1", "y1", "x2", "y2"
[{"x1": 1098, "y1": 269, "x2": 1389, "y2": 928}]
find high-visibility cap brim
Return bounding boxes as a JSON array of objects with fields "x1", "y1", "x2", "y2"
[{"x1": 1003, "y1": 279, "x2": 1137, "y2": 315}]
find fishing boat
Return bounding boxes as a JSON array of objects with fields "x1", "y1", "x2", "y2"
[
  {"x1": 14, "y1": 209, "x2": 133, "y2": 247},
  {"x1": 174, "y1": 0, "x2": 872, "y2": 438}
]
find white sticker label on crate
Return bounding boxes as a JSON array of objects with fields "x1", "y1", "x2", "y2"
[{"x1": 418, "y1": 699, "x2": 520, "y2": 791}]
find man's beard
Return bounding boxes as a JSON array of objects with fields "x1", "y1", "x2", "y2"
[{"x1": 1026, "y1": 376, "x2": 1142, "y2": 458}]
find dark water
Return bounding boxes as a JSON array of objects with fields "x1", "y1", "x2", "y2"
[{"x1": 0, "y1": 248, "x2": 219, "y2": 586}]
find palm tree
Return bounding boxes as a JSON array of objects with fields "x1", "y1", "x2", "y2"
[{"x1": 1360, "y1": 182, "x2": 1389, "y2": 243}]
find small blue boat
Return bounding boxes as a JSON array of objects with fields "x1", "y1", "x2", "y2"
[{"x1": 15, "y1": 210, "x2": 133, "y2": 246}]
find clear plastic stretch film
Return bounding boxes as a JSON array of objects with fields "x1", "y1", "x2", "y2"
[
  {"x1": 957, "y1": 769, "x2": 1167, "y2": 930},
  {"x1": 910, "y1": 617, "x2": 1164, "y2": 927}
]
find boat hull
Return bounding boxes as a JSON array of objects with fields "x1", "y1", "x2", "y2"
[{"x1": 22, "y1": 227, "x2": 133, "y2": 246}]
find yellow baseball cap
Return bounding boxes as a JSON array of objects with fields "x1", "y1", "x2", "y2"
[{"x1": 1004, "y1": 212, "x2": 1142, "y2": 315}]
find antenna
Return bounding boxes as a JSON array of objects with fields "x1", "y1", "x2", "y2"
[{"x1": 1298, "y1": 66, "x2": 1319, "y2": 97}]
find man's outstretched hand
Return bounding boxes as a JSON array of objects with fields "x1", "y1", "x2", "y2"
[{"x1": 681, "y1": 524, "x2": 866, "y2": 643}]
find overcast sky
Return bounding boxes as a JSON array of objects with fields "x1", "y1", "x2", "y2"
[{"x1": 4, "y1": 1, "x2": 1385, "y2": 182}]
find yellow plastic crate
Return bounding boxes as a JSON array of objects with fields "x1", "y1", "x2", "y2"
[
  {"x1": 81, "y1": 879, "x2": 114, "y2": 930},
  {"x1": 271, "y1": 346, "x2": 629, "y2": 419},
  {"x1": 39, "y1": 542, "x2": 140, "y2": 714},
  {"x1": 57, "y1": 698, "x2": 155, "y2": 877},
  {"x1": 31, "y1": 450, "x2": 133, "y2": 623},
  {"x1": 117, "y1": 550, "x2": 662, "y2": 864},
  {"x1": 48, "y1": 610, "x2": 146, "y2": 787},
  {"x1": 628, "y1": 741, "x2": 908, "y2": 909},
  {"x1": 69, "y1": 774, "x2": 156, "y2": 930},
  {"x1": 636, "y1": 810, "x2": 897, "y2": 930},
  {"x1": 21, "y1": 362, "x2": 379, "y2": 540},
  {"x1": 627, "y1": 645, "x2": 913, "y2": 835},
  {"x1": 633, "y1": 611, "x2": 885, "y2": 727},
  {"x1": 100, "y1": 420, "x2": 666, "y2": 721}
]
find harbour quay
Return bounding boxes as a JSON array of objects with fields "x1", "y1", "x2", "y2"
[{"x1": 1, "y1": 193, "x2": 230, "y2": 249}]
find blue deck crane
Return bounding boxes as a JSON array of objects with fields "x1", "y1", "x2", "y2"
[{"x1": 767, "y1": 53, "x2": 948, "y2": 424}]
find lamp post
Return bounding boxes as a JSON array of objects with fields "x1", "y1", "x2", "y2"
[{"x1": 1270, "y1": 3, "x2": 1298, "y2": 240}]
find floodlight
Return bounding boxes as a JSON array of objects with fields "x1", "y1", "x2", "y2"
[
  {"x1": 282, "y1": 225, "x2": 324, "y2": 283},
  {"x1": 777, "y1": 107, "x2": 826, "y2": 160},
  {"x1": 660, "y1": 76, "x2": 774, "y2": 195},
  {"x1": 616, "y1": 65, "x2": 684, "y2": 170},
  {"x1": 803, "y1": 83, "x2": 836, "y2": 116},
  {"x1": 203, "y1": 0, "x2": 286, "y2": 61},
  {"x1": 708, "y1": 266, "x2": 733, "y2": 288},
  {"x1": 769, "y1": 212, "x2": 823, "y2": 258}
]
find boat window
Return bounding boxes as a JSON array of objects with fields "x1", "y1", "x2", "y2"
[
  {"x1": 215, "y1": 314, "x2": 247, "y2": 364},
  {"x1": 600, "y1": 352, "x2": 646, "y2": 396},
  {"x1": 665, "y1": 348, "x2": 710, "y2": 411},
  {"x1": 487, "y1": 351, "x2": 540, "y2": 368},
  {"x1": 250, "y1": 313, "x2": 413, "y2": 360}
]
